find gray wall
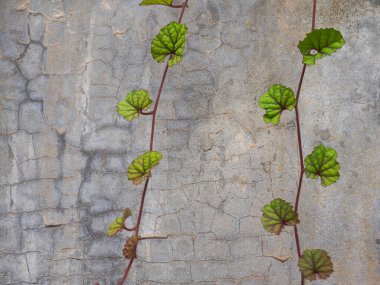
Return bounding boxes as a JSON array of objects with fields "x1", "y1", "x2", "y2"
[{"x1": 1, "y1": 0, "x2": 379, "y2": 284}]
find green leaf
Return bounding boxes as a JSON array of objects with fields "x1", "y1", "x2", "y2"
[
  {"x1": 127, "y1": 151, "x2": 163, "y2": 185},
  {"x1": 117, "y1": 90, "x2": 153, "y2": 122},
  {"x1": 107, "y1": 208, "x2": 132, "y2": 237},
  {"x1": 139, "y1": 0, "x2": 173, "y2": 6},
  {"x1": 259, "y1": 84, "x2": 296, "y2": 125},
  {"x1": 298, "y1": 249, "x2": 333, "y2": 281},
  {"x1": 298, "y1": 28, "x2": 345, "y2": 65},
  {"x1": 108, "y1": 217, "x2": 123, "y2": 237},
  {"x1": 261, "y1": 198, "x2": 299, "y2": 235},
  {"x1": 304, "y1": 144, "x2": 340, "y2": 187},
  {"x1": 151, "y1": 22, "x2": 187, "y2": 67}
]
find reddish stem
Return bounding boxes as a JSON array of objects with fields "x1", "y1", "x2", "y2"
[
  {"x1": 312, "y1": 0, "x2": 317, "y2": 30},
  {"x1": 296, "y1": 65, "x2": 307, "y2": 102},
  {"x1": 140, "y1": 110, "x2": 153, "y2": 115},
  {"x1": 123, "y1": 226, "x2": 136, "y2": 231},
  {"x1": 294, "y1": 71, "x2": 306, "y2": 285},
  {"x1": 170, "y1": 3, "x2": 188, "y2": 8},
  {"x1": 294, "y1": 225, "x2": 302, "y2": 258},
  {"x1": 117, "y1": 2, "x2": 190, "y2": 285},
  {"x1": 293, "y1": 1, "x2": 317, "y2": 285},
  {"x1": 178, "y1": 0, "x2": 189, "y2": 24},
  {"x1": 149, "y1": 0, "x2": 189, "y2": 151},
  {"x1": 294, "y1": 167, "x2": 304, "y2": 213},
  {"x1": 294, "y1": 64, "x2": 306, "y2": 213},
  {"x1": 117, "y1": 258, "x2": 135, "y2": 285},
  {"x1": 135, "y1": 178, "x2": 150, "y2": 235},
  {"x1": 169, "y1": 4, "x2": 183, "y2": 8},
  {"x1": 149, "y1": 62, "x2": 170, "y2": 151}
]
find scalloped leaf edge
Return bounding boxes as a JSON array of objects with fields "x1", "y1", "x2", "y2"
[
  {"x1": 107, "y1": 208, "x2": 132, "y2": 237},
  {"x1": 298, "y1": 249, "x2": 333, "y2": 281},
  {"x1": 127, "y1": 151, "x2": 163, "y2": 185},
  {"x1": 261, "y1": 198, "x2": 299, "y2": 235},
  {"x1": 259, "y1": 84, "x2": 297, "y2": 125},
  {"x1": 151, "y1": 22, "x2": 188, "y2": 67},
  {"x1": 117, "y1": 90, "x2": 153, "y2": 122},
  {"x1": 304, "y1": 144, "x2": 340, "y2": 187},
  {"x1": 298, "y1": 28, "x2": 345, "y2": 65}
]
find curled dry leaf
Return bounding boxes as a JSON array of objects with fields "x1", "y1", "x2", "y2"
[{"x1": 123, "y1": 236, "x2": 139, "y2": 259}]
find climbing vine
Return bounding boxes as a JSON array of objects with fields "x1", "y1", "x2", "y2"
[
  {"x1": 259, "y1": 0, "x2": 345, "y2": 284},
  {"x1": 103, "y1": 0, "x2": 345, "y2": 284},
  {"x1": 106, "y1": 1, "x2": 190, "y2": 284}
]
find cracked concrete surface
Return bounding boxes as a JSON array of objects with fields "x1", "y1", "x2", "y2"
[{"x1": 1, "y1": 0, "x2": 380, "y2": 284}]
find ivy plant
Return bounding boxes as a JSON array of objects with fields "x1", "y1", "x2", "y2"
[
  {"x1": 259, "y1": 84, "x2": 297, "y2": 125},
  {"x1": 117, "y1": 90, "x2": 153, "y2": 122},
  {"x1": 298, "y1": 28, "x2": 345, "y2": 65},
  {"x1": 258, "y1": 0, "x2": 344, "y2": 284},
  {"x1": 107, "y1": 208, "x2": 132, "y2": 237},
  {"x1": 151, "y1": 22, "x2": 188, "y2": 66},
  {"x1": 104, "y1": 1, "x2": 190, "y2": 284},
  {"x1": 127, "y1": 151, "x2": 162, "y2": 185},
  {"x1": 97, "y1": 1, "x2": 346, "y2": 284},
  {"x1": 298, "y1": 249, "x2": 334, "y2": 281},
  {"x1": 261, "y1": 198, "x2": 299, "y2": 235},
  {"x1": 304, "y1": 144, "x2": 340, "y2": 187}
]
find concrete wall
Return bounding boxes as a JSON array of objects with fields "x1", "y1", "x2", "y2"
[{"x1": 1, "y1": 0, "x2": 379, "y2": 284}]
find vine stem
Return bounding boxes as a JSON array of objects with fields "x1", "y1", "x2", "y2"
[
  {"x1": 149, "y1": 62, "x2": 170, "y2": 151},
  {"x1": 169, "y1": 4, "x2": 184, "y2": 8},
  {"x1": 117, "y1": 2, "x2": 189, "y2": 284},
  {"x1": 135, "y1": 178, "x2": 150, "y2": 235},
  {"x1": 294, "y1": 64, "x2": 306, "y2": 213},
  {"x1": 312, "y1": 0, "x2": 317, "y2": 29},
  {"x1": 149, "y1": 0, "x2": 189, "y2": 151},
  {"x1": 293, "y1": 1, "x2": 317, "y2": 285},
  {"x1": 178, "y1": 0, "x2": 189, "y2": 24},
  {"x1": 294, "y1": 63, "x2": 306, "y2": 285},
  {"x1": 117, "y1": 258, "x2": 135, "y2": 285}
]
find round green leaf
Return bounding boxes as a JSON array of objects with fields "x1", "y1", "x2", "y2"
[
  {"x1": 127, "y1": 151, "x2": 163, "y2": 185},
  {"x1": 259, "y1": 84, "x2": 296, "y2": 125},
  {"x1": 151, "y1": 22, "x2": 187, "y2": 67},
  {"x1": 304, "y1": 144, "x2": 340, "y2": 187},
  {"x1": 140, "y1": 0, "x2": 173, "y2": 6},
  {"x1": 298, "y1": 249, "x2": 333, "y2": 281},
  {"x1": 108, "y1": 217, "x2": 123, "y2": 237},
  {"x1": 298, "y1": 28, "x2": 345, "y2": 65},
  {"x1": 261, "y1": 198, "x2": 299, "y2": 235},
  {"x1": 107, "y1": 208, "x2": 133, "y2": 237},
  {"x1": 117, "y1": 90, "x2": 153, "y2": 122}
]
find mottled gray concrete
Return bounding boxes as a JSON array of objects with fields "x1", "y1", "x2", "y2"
[{"x1": 0, "y1": 0, "x2": 379, "y2": 284}]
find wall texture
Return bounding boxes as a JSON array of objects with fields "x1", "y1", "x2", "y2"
[{"x1": 1, "y1": 0, "x2": 379, "y2": 284}]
